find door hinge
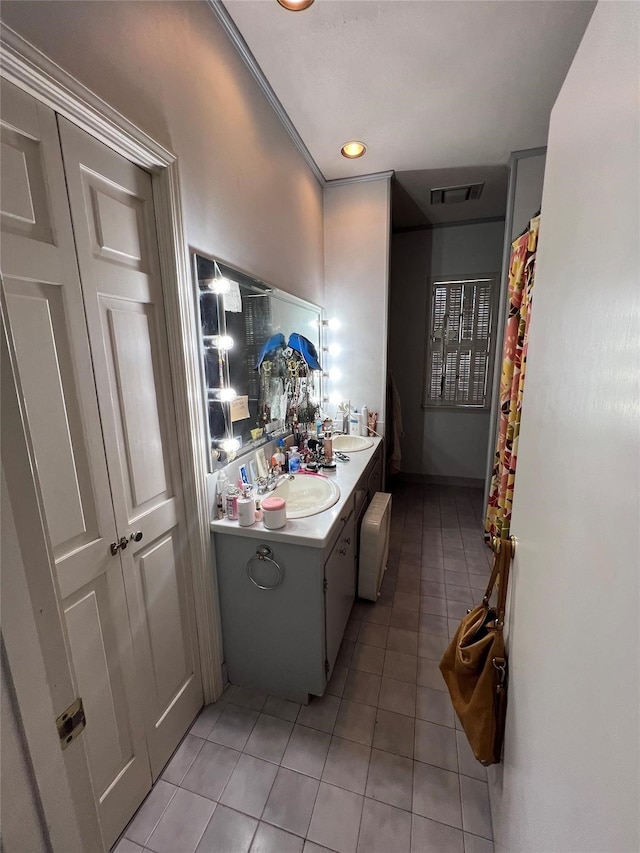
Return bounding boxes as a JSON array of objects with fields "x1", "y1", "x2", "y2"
[
  {"x1": 56, "y1": 697, "x2": 86, "y2": 750},
  {"x1": 323, "y1": 578, "x2": 328, "y2": 592},
  {"x1": 325, "y1": 659, "x2": 330, "y2": 675}
]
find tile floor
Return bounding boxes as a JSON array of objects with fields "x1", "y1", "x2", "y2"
[{"x1": 114, "y1": 482, "x2": 495, "y2": 853}]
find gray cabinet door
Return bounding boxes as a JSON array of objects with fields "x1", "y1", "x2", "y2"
[
  {"x1": 215, "y1": 534, "x2": 326, "y2": 702},
  {"x1": 324, "y1": 512, "x2": 356, "y2": 678}
]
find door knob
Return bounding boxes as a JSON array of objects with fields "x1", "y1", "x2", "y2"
[{"x1": 130, "y1": 531, "x2": 143, "y2": 543}]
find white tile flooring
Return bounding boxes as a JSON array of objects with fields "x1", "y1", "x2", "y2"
[{"x1": 114, "y1": 483, "x2": 495, "y2": 853}]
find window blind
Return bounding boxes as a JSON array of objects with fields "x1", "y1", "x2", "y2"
[{"x1": 424, "y1": 277, "x2": 495, "y2": 408}]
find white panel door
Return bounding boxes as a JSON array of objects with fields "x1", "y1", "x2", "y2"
[
  {"x1": 0, "y1": 80, "x2": 151, "y2": 846},
  {"x1": 58, "y1": 118, "x2": 203, "y2": 780}
]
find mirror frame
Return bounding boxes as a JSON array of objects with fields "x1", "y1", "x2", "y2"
[{"x1": 192, "y1": 251, "x2": 324, "y2": 472}]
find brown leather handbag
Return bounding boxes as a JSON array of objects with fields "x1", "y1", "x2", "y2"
[{"x1": 439, "y1": 539, "x2": 514, "y2": 766}]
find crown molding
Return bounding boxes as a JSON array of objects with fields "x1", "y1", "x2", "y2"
[
  {"x1": 207, "y1": 0, "x2": 325, "y2": 186},
  {"x1": 325, "y1": 171, "x2": 394, "y2": 188},
  {"x1": 208, "y1": 2, "x2": 393, "y2": 191},
  {"x1": 0, "y1": 24, "x2": 174, "y2": 171},
  {"x1": 510, "y1": 145, "x2": 547, "y2": 161}
]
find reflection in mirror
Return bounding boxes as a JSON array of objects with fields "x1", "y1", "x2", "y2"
[{"x1": 193, "y1": 253, "x2": 323, "y2": 471}]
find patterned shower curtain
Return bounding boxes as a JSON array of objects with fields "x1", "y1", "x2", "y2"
[{"x1": 485, "y1": 215, "x2": 540, "y2": 540}]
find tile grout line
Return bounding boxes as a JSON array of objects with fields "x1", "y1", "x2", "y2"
[{"x1": 131, "y1": 484, "x2": 492, "y2": 853}]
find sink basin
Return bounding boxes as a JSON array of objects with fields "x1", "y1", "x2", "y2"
[
  {"x1": 332, "y1": 434, "x2": 374, "y2": 453},
  {"x1": 271, "y1": 473, "x2": 341, "y2": 518}
]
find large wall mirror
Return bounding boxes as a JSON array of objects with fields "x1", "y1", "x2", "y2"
[{"x1": 193, "y1": 253, "x2": 323, "y2": 471}]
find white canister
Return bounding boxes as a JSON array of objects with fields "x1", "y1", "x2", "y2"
[
  {"x1": 261, "y1": 496, "x2": 287, "y2": 530},
  {"x1": 238, "y1": 492, "x2": 256, "y2": 527}
]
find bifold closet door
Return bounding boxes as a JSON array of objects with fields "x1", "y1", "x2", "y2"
[
  {"x1": 1, "y1": 81, "x2": 151, "y2": 846},
  {"x1": 57, "y1": 118, "x2": 203, "y2": 781}
]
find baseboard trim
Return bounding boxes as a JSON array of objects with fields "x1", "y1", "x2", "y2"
[{"x1": 391, "y1": 473, "x2": 484, "y2": 489}]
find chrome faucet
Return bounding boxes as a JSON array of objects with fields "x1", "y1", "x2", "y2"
[{"x1": 256, "y1": 468, "x2": 292, "y2": 495}]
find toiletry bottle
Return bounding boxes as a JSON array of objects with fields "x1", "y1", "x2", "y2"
[
  {"x1": 217, "y1": 471, "x2": 229, "y2": 517},
  {"x1": 225, "y1": 486, "x2": 239, "y2": 521},
  {"x1": 361, "y1": 405, "x2": 369, "y2": 437},
  {"x1": 271, "y1": 438, "x2": 286, "y2": 473},
  {"x1": 238, "y1": 487, "x2": 255, "y2": 527},
  {"x1": 216, "y1": 491, "x2": 223, "y2": 520},
  {"x1": 289, "y1": 446, "x2": 301, "y2": 473},
  {"x1": 324, "y1": 432, "x2": 333, "y2": 460},
  {"x1": 349, "y1": 409, "x2": 359, "y2": 435}
]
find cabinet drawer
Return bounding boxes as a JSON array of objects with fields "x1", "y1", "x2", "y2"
[{"x1": 326, "y1": 494, "x2": 355, "y2": 553}]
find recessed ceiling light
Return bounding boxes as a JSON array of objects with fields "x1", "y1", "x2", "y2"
[
  {"x1": 277, "y1": 0, "x2": 314, "y2": 10},
  {"x1": 341, "y1": 141, "x2": 367, "y2": 159}
]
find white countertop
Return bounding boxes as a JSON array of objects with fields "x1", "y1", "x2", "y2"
[{"x1": 210, "y1": 438, "x2": 382, "y2": 548}]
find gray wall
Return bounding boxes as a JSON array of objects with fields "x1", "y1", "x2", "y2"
[
  {"x1": 510, "y1": 153, "x2": 546, "y2": 240},
  {"x1": 324, "y1": 178, "x2": 392, "y2": 432},
  {"x1": 1, "y1": 654, "x2": 50, "y2": 853},
  {"x1": 389, "y1": 220, "x2": 505, "y2": 480},
  {"x1": 489, "y1": 4, "x2": 640, "y2": 850},
  {"x1": 1, "y1": 0, "x2": 325, "y2": 306},
  {"x1": 2, "y1": 2, "x2": 394, "y2": 445}
]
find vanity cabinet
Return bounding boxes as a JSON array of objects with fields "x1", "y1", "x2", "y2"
[
  {"x1": 213, "y1": 498, "x2": 355, "y2": 704},
  {"x1": 211, "y1": 440, "x2": 383, "y2": 703}
]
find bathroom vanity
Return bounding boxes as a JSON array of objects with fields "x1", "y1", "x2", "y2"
[{"x1": 210, "y1": 439, "x2": 383, "y2": 703}]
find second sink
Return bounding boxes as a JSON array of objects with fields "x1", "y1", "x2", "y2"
[{"x1": 332, "y1": 434, "x2": 374, "y2": 453}]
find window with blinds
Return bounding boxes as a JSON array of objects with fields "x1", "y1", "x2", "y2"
[{"x1": 423, "y1": 275, "x2": 497, "y2": 408}]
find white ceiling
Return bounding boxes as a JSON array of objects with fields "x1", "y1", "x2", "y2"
[{"x1": 222, "y1": 0, "x2": 595, "y2": 188}]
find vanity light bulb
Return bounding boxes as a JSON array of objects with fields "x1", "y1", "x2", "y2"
[
  {"x1": 221, "y1": 437, "x2": 240, "y2": 454},
  {"x1": 328, "y1": 344, "x2": 341, "y2": 357},
  {"x1": 329, "y1": 392, "x2": 343, "y2": 405},
  {"x1": 218, "y1": 387, "x2": 237, "y2": 402},
  {"x1": 331, "y1": 369, "x2": 342, "y2": 381},
  {"x1": 328, "y1": 318, "x2": 341, "y2": 330},
  {"x1": 217, "y1": 335, "x2": 234, "y2": 350}
]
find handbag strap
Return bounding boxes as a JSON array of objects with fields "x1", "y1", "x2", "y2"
[{"x1": 481, "y1": 539, "x2": 514, "y2": 630}]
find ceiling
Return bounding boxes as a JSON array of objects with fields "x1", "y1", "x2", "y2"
[{"x1": 221, "y1": 0, "x2": 595, "y2": 225}]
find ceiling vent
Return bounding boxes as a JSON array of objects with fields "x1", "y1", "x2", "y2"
[{"x1": 430, "y1": 182, "x2": 484, "y2": 205}]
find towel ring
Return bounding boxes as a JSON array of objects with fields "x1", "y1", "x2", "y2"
[{"x1": 246, "y1": 545, "x2": 284, "y2": 590}]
